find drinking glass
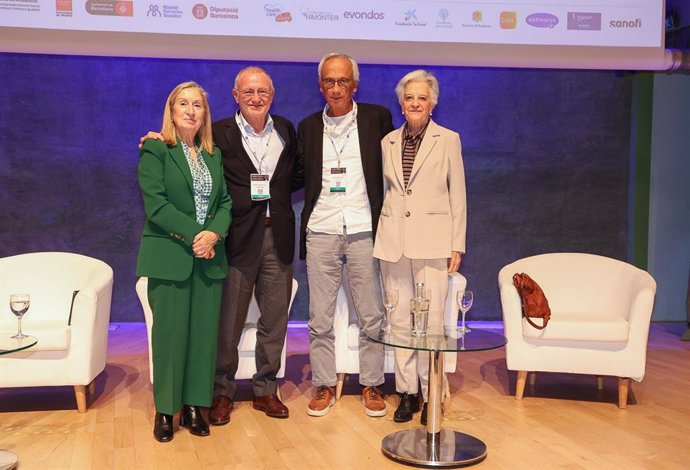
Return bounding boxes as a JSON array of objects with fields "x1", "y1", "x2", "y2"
[
  {"x1": 456, "y1": 290, "x2": 473, "y2": 333},
  {"x1": 9, "y1": 293, "x2": 30, "y2": 339},
  {"x1": 383, "y1": 289, "x2": 399, "y2": 332}
]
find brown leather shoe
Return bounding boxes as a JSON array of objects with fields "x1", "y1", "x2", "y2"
[
  {"x1": 253, "y1": 394, "x2": 289, "y2": 419},
  {"x1": 209, "y1": 395, "x2": 233, "y2": 426},
  {"x1": 362, "y1": 386, "x2": 387, "y2": 417},
  {"x1": 307, "y1": 385, "x2": 335, "y2": 417}
]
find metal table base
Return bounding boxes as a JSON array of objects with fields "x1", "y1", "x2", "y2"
[
  {"x1": 382, "y1": 349, "x2": 486, "y2": 467},
  {"x1": 382, "y1": 429, "x2": 487, "y2": 467}
]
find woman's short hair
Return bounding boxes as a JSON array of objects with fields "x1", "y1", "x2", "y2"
[
  {"x1": 161, "y1": 81, "x2": 214, "y2": 154},
  {"x1": 317, "y1": 53, "x2": 360, "y2": 82},
  {"x1": 395, "y1": 70, "x2": 440, "y2": 108}
]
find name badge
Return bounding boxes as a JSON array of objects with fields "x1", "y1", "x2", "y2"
[
  {"x1": 329, "y1": 167, "x2": 346, "y2": 193},
  {"x1": 250, "y1": 174, "x2": 270, "y2": 200}
]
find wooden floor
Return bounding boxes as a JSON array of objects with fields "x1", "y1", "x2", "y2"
[{"x1": 1, "y1": 322, "x2": 689, "y2": 470}]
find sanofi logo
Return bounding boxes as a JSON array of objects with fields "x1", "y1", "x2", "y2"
[{"x1": 609, "y1": 18, "x2": 642, "y2": 28}]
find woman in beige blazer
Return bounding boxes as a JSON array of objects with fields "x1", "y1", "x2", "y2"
[{"x1": 373, "y1": 70, "x2": 467, "y2": 425}]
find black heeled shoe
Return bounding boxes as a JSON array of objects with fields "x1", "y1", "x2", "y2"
[
  {"x1": 394, "y1": 393, "x2": 420, "y2": 423},
  {"x1": 180, "y1": 405, "x2": 210, "y2": 437},
  {"x1": 153, "y1": 412, "x2": 174, "y2": 443}
]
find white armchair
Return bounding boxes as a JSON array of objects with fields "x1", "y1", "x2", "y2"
[
  {"x1": 334, "y1": 271, "x2": 466, "y2": 399},
  {"x1": 0, "y1": 252, "x2": 113, "y2": 413},
  {"x1": 136, "y1": 277, "x2": 298, "y2": 384},
  {"x1": 498, "y1": 253, "x2": 656, "y2": 408}
]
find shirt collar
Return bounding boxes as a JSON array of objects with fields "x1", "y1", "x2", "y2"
[
  {"x1": 403, "y1": 119, "x2": 430, "y2": 143},
  {"x1": 236, "y1": 110, "x2": 274, "y2": 138},
  {"x1": 323, "y1": 100, "x2": 358, "y2": 127}
]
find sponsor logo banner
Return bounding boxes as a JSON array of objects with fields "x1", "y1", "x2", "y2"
[
  {"x1": 301, "y1": 8, "x2": 338, "y2": 21},
  {"x1": 609, "y1": 18, "x2": 642, "y2": 29},
  {"x1": 395, "y1": 9, "x2": 426, "y2": 27},
  {"x1": 461, "y1": 10, "x2": 491, "y2": 29},
  {"x1": 567, "y1": 12, "x2": 601, "y2": 31},
  {"x1": 265, "y1": 3, "x2": 291, "y2": 23},
  {"x1": 0, "y1": 0, "x2": 40, "y2": 13},
  {"x1": 146, "y1": 4, "x2": 182, "y2": 18},
  {"x1": 343, "y1": 10, "x2": 384, "y2": 21},
  {"x1": 436, "y1": 8, "x2": 452, "y2": 29},
  {"x1": 193, "y1": 3, "x2": 238, "y2": 20},
  {"x1": 57, "y1": 0, "x2": 73, "y2": 17},
  {"x1": 86, "y1": 0, "x2": 133, "y2": 16},
  {"x1": 500, "y1": 11, "x2": 517, "y2": 29},
  {"x1": 526, "y1": 13, "x2": 558, "y2": 29}
]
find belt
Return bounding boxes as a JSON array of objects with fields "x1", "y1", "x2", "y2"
[{"x1": 264, "y1": 218, "x2": 272, "y2": 227}]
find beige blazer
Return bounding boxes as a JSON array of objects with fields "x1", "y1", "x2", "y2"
[{"x1": 373, "y1": 119, "x2": 467, "y2": 262}]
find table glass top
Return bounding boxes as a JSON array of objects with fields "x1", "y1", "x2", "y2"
[
  {"x1": 0, "y1": 334, "x2": 38, "y2": 355},
  {"x1": 368, "y1": 327, "x2": 506, "y2": 353}
]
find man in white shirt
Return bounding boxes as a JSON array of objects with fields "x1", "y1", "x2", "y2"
[
  {"x1": 209, "y1": 67, "x2": 301, "y2": 423},
  {"x1": 296, "y1": 53, "x2": 394, "y2": 417}
]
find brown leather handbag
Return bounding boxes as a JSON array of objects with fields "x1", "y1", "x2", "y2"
[{"x1": 512, "y1": 273, "x2": 551, "y2": 329}]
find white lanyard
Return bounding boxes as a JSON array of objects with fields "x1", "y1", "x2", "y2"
[
  {"x1": 323, "y1": 108, "x2": 357, "y2": 169},
  {"x1": 242, "y1": 130, "x2": 273, "y2": 174},
  {"x1": 236, "y1": 113, "x2": 273, "y2": 174}
]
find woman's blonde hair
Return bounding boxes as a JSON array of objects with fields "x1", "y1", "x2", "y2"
[{"x1": 161, "y1": 81, "x2": 214, "y2": 154}]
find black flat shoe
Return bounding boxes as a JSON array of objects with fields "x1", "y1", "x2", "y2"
[
  {"x1": 153, "y1": 412, "x2": 174, "y2": 443},
  {"x1": 180, "y1": 405, "x2": 210, "y2": 437},
  {"x1": 394, "y1": 393, "x2": 419, "y2": 423},
  {"x1": 420, "y1": 402, "x2": 428, "y2": 425}
]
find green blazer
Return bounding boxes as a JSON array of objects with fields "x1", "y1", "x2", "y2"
[{"x1": 136, "y1": 139, "x2": 232, "y2": 281}]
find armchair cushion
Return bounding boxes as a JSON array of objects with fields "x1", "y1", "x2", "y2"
[{"x1": 521, "y1": 312, "x2": 629, "y2": 342}]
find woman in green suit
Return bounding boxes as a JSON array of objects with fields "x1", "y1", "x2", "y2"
[{"x1": 137, "y1": 81, "x2": 232, "y2": 443}]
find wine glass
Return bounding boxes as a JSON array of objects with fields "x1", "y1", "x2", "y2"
[
  {"x1": 9, "y1": 293, "x2": 30, "y2": 339},
  {"x1": 456, "y1": 290, "x2": 473, "y2": 334},
  {"x1": 383, "y1": 289, "x2": 399, "y2": 333}
]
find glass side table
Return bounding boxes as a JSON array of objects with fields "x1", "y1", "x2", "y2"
[
  {"x1": 0, "y1": 333, "x2": 37, "y2": 470},
  {"x1": 368, "y1": 327, "x2": 506, "y2": 468},
  {"x1": 0, "y1": 334, "x2": 37, "y2": 355}
]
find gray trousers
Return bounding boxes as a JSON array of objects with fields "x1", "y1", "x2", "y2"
[
  {"x1": 306, "y1": 229, "x2": 385, "y2": 388},
  {"x1": 214, "y1": 228, "x2": 292, "y2": 398}
]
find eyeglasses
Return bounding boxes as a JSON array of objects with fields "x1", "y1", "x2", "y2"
[
  {"x1": 235, "y1": 88, "x2": 273, "y2": 99},
  {"x1": 321, "y1": 78, "x2": 353, "y2": 89}
]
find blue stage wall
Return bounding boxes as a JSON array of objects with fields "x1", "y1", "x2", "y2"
[{"x1": 0, "y1": 52, "x2": 632, "y2": 321}]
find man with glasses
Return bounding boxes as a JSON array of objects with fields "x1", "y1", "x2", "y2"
[
  {"x1": 296, "y1": 53, "x2": 394, "y2": 417},
  {"x1": 138, "y1": 66, "x2": 299, "y2": 423},
  {"x1": 208, "y1": 66, "x2": 301, "y2": 423}
]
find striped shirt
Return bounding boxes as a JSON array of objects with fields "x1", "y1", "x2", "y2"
[{"x1": 401, "y1": 121, "x2": 429, "y2": 188}]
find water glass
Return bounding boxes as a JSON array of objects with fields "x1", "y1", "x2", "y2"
[
  {"x1": 10, "y1": 293, "x2": 30, "y2": 339},
  {"x1": 410, "y1": 297, "x2": 429, "y2": 337},
  {"x1": 383, "y1": 289, "x2": 399, "y2": 332}
]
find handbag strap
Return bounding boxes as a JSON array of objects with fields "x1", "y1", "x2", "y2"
[{"x1": 523, "y1": 313, "x2": 547, "y2": 330}]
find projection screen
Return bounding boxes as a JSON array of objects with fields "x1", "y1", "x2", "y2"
[{"x1": 0, "y1": 0, "x2": 667, "y2": 69}]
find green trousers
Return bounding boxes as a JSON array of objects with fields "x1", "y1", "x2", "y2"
[{"x1": 148, "y1": 262, "x2": 223, "y2": 415}]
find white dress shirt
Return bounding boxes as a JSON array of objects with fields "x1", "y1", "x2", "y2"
[
  {"x1": 235, "y1": 111, "x2": 285, "y2": 216},
  {"x1": 308, "y1": 101, "x2": 373, "y2": 235}
]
